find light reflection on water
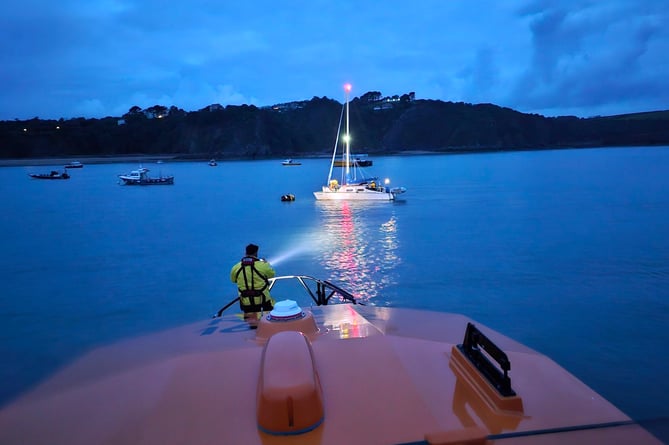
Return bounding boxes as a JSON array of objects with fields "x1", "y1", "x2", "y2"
[{"x1": 313, "y1": 201, "x2": 400, "y2": 304}]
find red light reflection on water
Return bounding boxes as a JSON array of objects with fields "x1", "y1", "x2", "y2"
[{"x1": 315, "y1": 201, "x2": 400, "y2": 303}]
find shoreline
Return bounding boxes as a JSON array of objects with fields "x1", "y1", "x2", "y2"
[
  {"x1": 1, "y1": 145, "x2": 664, "y2": 167},
  {"x1": 0, "y1": 155, "x2": 182, "y2": 168}
]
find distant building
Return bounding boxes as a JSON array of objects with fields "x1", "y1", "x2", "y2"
[
  {"x1": 268, "y1": 101, "x2": 306, "y2": 112},
  {"x1": 373, "y1": 103, "x2": 395, "y2": 111},
  {"x1": 369, "y1": 91, "x2": 415, "y2": 110}
]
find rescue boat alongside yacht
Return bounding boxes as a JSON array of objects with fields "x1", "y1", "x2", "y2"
[{"x1": 0, "y1": 275, "x2": 661, "y2": 444}]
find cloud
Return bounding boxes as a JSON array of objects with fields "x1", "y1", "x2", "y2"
[
  {"x1": 0, "y1": 0, "x2": 667, "y2": 120},
  {"x1": 509, "y1": 1, "x2": 669, "y2": 116}
]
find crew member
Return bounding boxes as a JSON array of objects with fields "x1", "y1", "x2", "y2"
[{"x1": 230, "y1": 244, "x2": 276, "y2": 318}]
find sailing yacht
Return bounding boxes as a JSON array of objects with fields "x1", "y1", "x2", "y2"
[{"x1": 313, "y1": 84, "x2": 406, "y2": 201}]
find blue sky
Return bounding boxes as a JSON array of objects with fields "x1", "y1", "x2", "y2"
[{"x1": 1, "y1": 0, "x2": 667, "y2": 120}]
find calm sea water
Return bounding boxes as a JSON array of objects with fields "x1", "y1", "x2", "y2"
[{"x1": 1, "y1": 147, "x2": 669, "y2": 430}]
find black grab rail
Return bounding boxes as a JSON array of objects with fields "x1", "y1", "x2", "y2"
[
  {"x1": 268, "y1": 275, "x2": 359, "y2": 306},
  {"x1": 457, "y1": 322, "x2": 516, "y2": 397},
  {"x1": 214, "y1": 275, "x2": 360, "y2": 318}
]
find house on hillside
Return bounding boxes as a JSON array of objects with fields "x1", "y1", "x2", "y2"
[{"x1": 268, "y1": 101, "x2": 306, "y2": 112}]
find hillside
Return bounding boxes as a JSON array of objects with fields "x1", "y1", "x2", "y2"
[{"x1": 1, "y1": 95, "x2": 668, "y2": 160}]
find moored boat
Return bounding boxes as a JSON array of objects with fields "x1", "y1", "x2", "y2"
[
  {"x1": 333, "y1": 154, "x2": 372, "y2": 167},
  {"x1": 208, "y1": 159, "x2": 218, "y2": 166},
  {"x1": 64, "y1": 161, "x2": 83, "y2": 168},
  {"x1": 118, "y1": 167, "x2": 174, "y2": 185},
  {"x1": 0, "y1": 274, "x2": 661, "y2": 444},
  {"x1": 314, "y1": 84, "x2": 406, "y2": 201},
  {"x1": 282, "y1": 159, "x2": 301, "y2": 166},
  {"x1": 29, "y1": 170, "x2": 70, "y2": 180}
]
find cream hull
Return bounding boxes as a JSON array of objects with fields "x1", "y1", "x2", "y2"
[{"x1": 313, "y1": 184, "x2": 401, "y2": 201}]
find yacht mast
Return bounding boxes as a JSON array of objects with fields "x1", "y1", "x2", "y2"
[{"x1": 344, "y1": 83, "x2": 352, "y2": 184}]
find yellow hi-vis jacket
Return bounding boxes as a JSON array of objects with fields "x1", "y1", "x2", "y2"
[{"x1": 230, "y1": 256, "x2": 276, "y2": 312}]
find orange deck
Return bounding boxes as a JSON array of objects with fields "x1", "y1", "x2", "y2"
[{"x1": 0, "y1": 304, "x2": 661, "y2": 444}]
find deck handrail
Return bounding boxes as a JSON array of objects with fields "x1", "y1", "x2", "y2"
[{"x1": 214, "y1": 275, "x2": 360, "y2": 318}]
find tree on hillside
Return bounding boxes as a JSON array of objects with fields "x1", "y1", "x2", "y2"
[{"x1": 360, "y1": 91, "x2": 382, "y2": 102}]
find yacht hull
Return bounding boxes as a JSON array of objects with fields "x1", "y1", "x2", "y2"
[{"x1": 313, "y1": 190, "x2": 395, "y2": 200}]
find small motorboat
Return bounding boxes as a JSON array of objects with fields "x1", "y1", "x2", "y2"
[
  {"x1": 282, "y1": 159, "x2": 301, "y2": 166},
  {"x1": 64, "y1": 161, "x2": 83, "y2": 169},
  {"x1": 29, "y1": 170, "x2": 70, "y2": 180},
  {"x1": 208, "y1": 159, "x2": 217, "y2": 166},
  {"x1": 0, "y1": 275, "x2": 661, "y2": 444},
  {"x1": 118, "y1": 167, "x2": 174, "y2": 185},
  {"x1": 280, "y1": 193, "x2": 295, "y2": 201}
]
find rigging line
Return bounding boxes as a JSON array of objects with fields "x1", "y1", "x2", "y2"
[
  {"x1": 491, "y1": 416, "x2": 669, "y2": 441},
  {"x1": 395, "y1": 416, "x2": 669, "y2": 445},
  {"x1": 490, "y1": 419, "x2": 636, "y2": 440},
  {"x1": 327, "y1": 102, "x2": 345, "y2": 184}
]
